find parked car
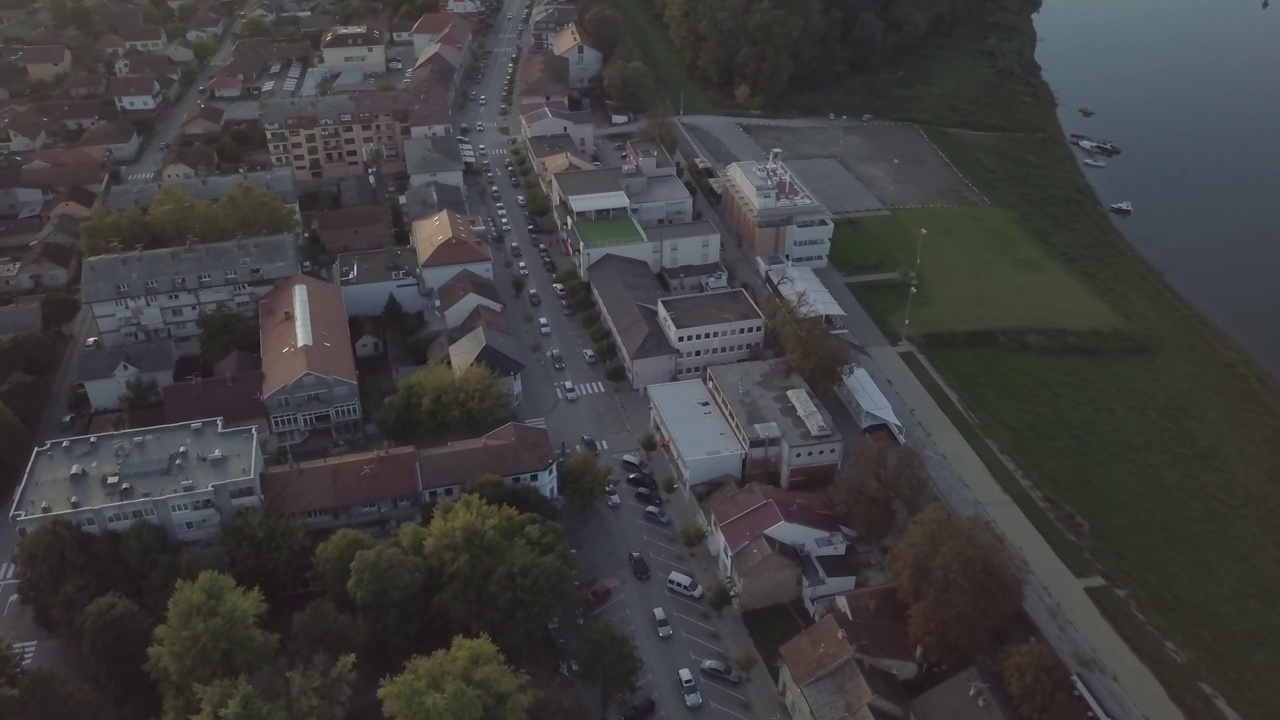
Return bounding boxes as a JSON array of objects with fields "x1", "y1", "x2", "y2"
[
  {"x1": 542, "y1": 257, "x2": 555, "y2": 273},
  {"x1": 699, "y1": 659, "x2": 742, "y2": 684},
  {"x1": 621, "y1": 454, "x2": 650, "y2": 474},
  {"x1": 538, "y1": 317, "x2": 551, "y2": 334},
  {"x1": 582, "y1": 348, "x2": 597, "y2": 364},
  {"x1": 551, "y1": 282, "x2": 567, "y2": 296},
  {"x1": 528, "y1": 288, "x2": 541, "y2": 305},
  {"x1": 510, "y1": 242, "x2": 522, "y2": 257},
  {"x1": 516, "y1": 195, "x2": 528, "y2": 207},
  {"x1": 581, "y1": 434, "x2": 599, "y2": 455},
  {"x1": 643, "y1": 506, "x2": 671, "y2": 525},
  {"x1": 517, "y1": 261, "x2": 529, "y2": 276},
  {"x1": 475, "y1": 121, "x2": 484, "y2": 131},
  {"x1": 561, "y1": 299, "x2": 576, "y2": 316},
  {"x1": 652, "y1": 608, "x2": 673, "y2": 638},
  {"x1": 624, "y1": 473, "x2": 651, "y2": 489},
  {"x1": 628, "y1": 551, "x2": 650, "y2": 580},
  {"x1": 605, "y1": 486, "x2": 621, "y2": 507},
  {"x1": 550, "y1": 348, "x2": 565, "y2": 369},
  {"x1": 563, "y1": 380, "x2": 579, "y2": 400},
  {"x1": 586, "y1": 581, "x2": 612, "y2": 606},
  {"x1": 677, "y1": 669, "x2": 703, "y2": 708},
  {"x1": 634, "y1": 486, "x2": 662, "y2": 506}
]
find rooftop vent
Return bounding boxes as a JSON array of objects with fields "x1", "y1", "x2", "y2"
[
  {"x1": 40, "y1": 502, "x2": 50, "y2": 514},
  {"x1": 119, "y1": 483, "x2": 133, "y2": 495},
  {"x1": 69, "y1": 496, "x2": 79, "y2": 508},
  {"x1": 209, "y1": 449, "x2": 225, "y2": 462},
  {"x1": 69, "y1": 464, "x2": 86, "y2": 479}
]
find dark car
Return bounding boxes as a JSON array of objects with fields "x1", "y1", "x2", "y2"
[
  {"x1": 510, "y1": 242, "x2": 522, "y2": 257},
  {"x1": 528, "y1": 288, "x2": 541, "y2": 306},
  {"x1": 621, "y1": 696, "x2": 656, "y2": 720},
  {"x1": 511, "y1": 178, "x2": 521, "y2": 188},
  {"x1": 581, "y1": 435, "x2": 599, "y2": 455},
  {"x1": 542, "y1": 258, "x2": 555, "y2": 273},
  {"x1": 634, "y1": 486, "x2": 662, "y2": 507},
  {"x1": 550, "y1": 348, "x2": 565, "y2": 369},
  {"x1": 699, "y1": 659, "x2": 743, "y2": 684},
  {"x1": 628, "y1": 551, "x2": 651, "y2": 580},
  {"x1": 561, "y1": 299, "x2": 576, "y2": 316},
  {"x1": 624, "y1": 472, "x2": 652, "y2": 489}
]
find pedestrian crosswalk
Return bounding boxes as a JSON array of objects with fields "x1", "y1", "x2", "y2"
[
  {"x1": 577, "y1": 439, "x2": 608, "y2": 452},
  {"x1": 556, "y1": 381, "x2": 606, "y2": 398},
  {"x1": 0, "y1": 562, "x2": 16, "y2": 581},
  {"x1": 489, "y1": 147, "x2": 508, "y2": 156},
  {"x1": 523, "y1": 417, "x2": 547, "y2": 429},
  {"x1": 10, "y1": 641, "x2": 35, "y2": 667},
  {"x1": 127, "y1": 171, "x2": 154, "y2": 182}
]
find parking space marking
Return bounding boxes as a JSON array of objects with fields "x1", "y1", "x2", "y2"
[
  {"x1": 683, "y1": 632, "x2": 726, "y2": 655},
  {"x1": 643, "y1": 534, "x2": 682, "y2": 553},
  {"x1": 593, "y1": 594, "x2": 625, "y2": 614},
  {"x1": 665, "y1": 591, "x2": 706, "y2": 611},
  {"x1": 647, "y1": 552, "x2": 692, "y2": 576},
  {"x1": 706, "y1": 684, "x2": 746, "y2": 702},
  {"x1": 674, "y1": 611, "x2": 715, "y2": 632},
  {"x1": 712, "y1": 702, "x2": 752, "y2": 720}
]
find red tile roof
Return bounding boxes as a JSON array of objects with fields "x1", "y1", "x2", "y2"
[
  {"x1": 109, "y1": 75, "x2": 159, "y2": 97},
  {"x1": 264, "y1": 446, "x2": 420, "y2": 515},
  {"x1": 417, "y1": 422, "x2": 555, "y2": 490},
  {"x1": 412, "y1": 209, "x2": 490, "y2": 267},
  {"x1": 20, "y1": 45, "x2": 68, "y2": 66},
  {"x1": 95, "y1": 34, "x2": 127, "y2": 51},
  {"x1": 162, "y1": 369, "x2": 267, "y2": 425},
  {"x1": 460, "y1": 304, "x2": 507, "y2": 335},
  {"x1": 315, "y1": 204, "x2": 390, "y2": 233},
  {"x1": 836, "y1": 585, "x2": 915, "y2": 663},
  {"x1": 438, "y1": 268, "x2": 499, "y2": 311},
  {"x1": 76, "y1": 120, "x2": 136, "y2": 147},
  {"x1": 711, "y1": 481, "x2": 840, "y2": 552},
  {"x1": 259, "y1": 275, "x2": 358, "y2": 396},
  {"x1": 778, "y1": 614, "x2": 855, "y2": 687}
]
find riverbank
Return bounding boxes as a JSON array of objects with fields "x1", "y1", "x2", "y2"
[{"x1": 817, "y1": 10, "x2": 1280, "y2": 720}]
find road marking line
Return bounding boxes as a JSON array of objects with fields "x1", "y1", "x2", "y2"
[
  {"x1": 707, "y1": 684, "x2": 747, "y2": 702},
  {"x1": 593, "y1": 594, "x2": 625, "y2": 613},
  {"x1": 643, "y1": 535, "x2": 682, "y2": 553},
  {"x1": 682, "y1": 632, "x2": 725, "y2": 655},
  {"x1": 712, "y1": 703, "x2": 751, "y2": 720},
  {"x1": 674, "y1": 612, "x2": 715, "y2": 632},
  {"x1": 665, "y1": 591, "x2": 705, "y2": 610}
]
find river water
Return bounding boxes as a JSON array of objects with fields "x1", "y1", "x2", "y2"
[{"x1": 1032, "y1": 0, "x2": 1280, "y2": 377}]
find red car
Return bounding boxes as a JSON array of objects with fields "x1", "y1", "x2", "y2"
[{"x1": 587, "y1": 582, "x2": 613, "y2": 607}]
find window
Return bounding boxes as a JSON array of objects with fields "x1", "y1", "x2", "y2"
[
  {"x1": 170, "y1": 502, "x2": 191, "y2": 514},
  {"x1": 694, "y1": 350, "x2": 701, "y2": 357},
  {"x1": 117, "y1": 282, "x2": 129, "y2": 292},
  {"x1": 171, "y1": 307, "x2": 184, "y2": 318},
  {"x1": 115, "y1": 299, "x2": 128, "y2": 308},
  {"x1": 182, "y1": 521, "x2": 196, "y2": 531},
  {"x1": 78, "y1": 517, "x2": 96, "y2": 528},
  {"x1": 130, "y1": 508, "x2": 156, "y2": 519},
  {"x1": 234, "y1": 284, "x2": 249, "y2": 292},
  {"x1": 168, "y1": 293, "x2": 181, "y2": 300},
  {"x1": 225, "y1": 269, "x2": 238, "y2": 279},
  {"x1": 146, "y1": 279, "x2": 158, "y2": 289},
  {"x1": 197, "y1": 273, "x2": 212, "y2": 282},
  {"x1": 275, "y1": 396, "x2": 291, "y2": 408},
  {"x1": 332, "y1": 402, "x2": 360, "y2": 420},
  {"x1": 250, "y1": 267, "x2": 262, "y2": 274},
  {"x1": 304, "y1": 509, "x2": 328, "y2": 519}
]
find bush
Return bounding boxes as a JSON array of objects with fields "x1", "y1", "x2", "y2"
[
  {"x1": 604, "y1": 363, "x2": 626, "y2": 383},
  {"x1": 735, "y1": 650, "x2": 759, "y2": 673},
  {"x1": 511, "y1": 276, "x2": 525, "y2": 294},
  {"x1": 662, "y1": 476, "x2": 677, "y2": 494},
  {"x1": 556, "y1": 267, "x2": 582, "y2": 284},
  {"x1": 678, "y1": 524, "x2": 706, "y2": 547},
  {"x1": 639, "y1": 432, "x2": 657, "y2": 453},
  {"x1": 709, "y1": 583, "x2": 733, "y2": 615},
  {"x1": 589, "y1": 325, "x2": 611, "y2": 344},
  {"x1": 581, "y1": 309, "x2": 600, "y2": 328}
]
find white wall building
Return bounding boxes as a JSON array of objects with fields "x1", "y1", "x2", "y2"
[
  {"x1": 722, "y1": 151, "x2": 834, "y2": 268},
  {"x1": 320, "y1": 26, "x2": 388, "y2": 74},
  {"x1": 647, "y1": 380, "x2": 745, "y2": 485},
  {"x1": 574, "y1": 218, "x2": 720, "y2": 279},
  {"x1": 656, "y1": 288, "x2": 764, "y2": 379},
  {"x1": 417, "y1": 423, "x2": 558, "y2": 501},
  {"x1": 335, "y1": 247, "x2": 426, "y2": 317},
  {"x1": 10, "y1": 419, "x2": 263, "y2": 543}
]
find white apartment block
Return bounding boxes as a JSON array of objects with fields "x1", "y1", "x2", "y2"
[
  {"x1": 80, "y1": 235, "x2": 300, "y2": 353},
  {"x1": 656, "y1": 289, "x2": 765, "y2": 379},
  {"x1": 10, "y1": 419, "x2": 263, "y2": 543},
  {"x1": 722, "y1": 150, "x2": 834, "y2": 267}
]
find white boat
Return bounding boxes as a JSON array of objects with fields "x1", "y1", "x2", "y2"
[
  {"x1": 1083, "y1": 158, "x2": 1107, "y2": 168},
  {"x1": 1108, "y1": 201, "x2": 1133, "y2": 215},
  {"x1": 1077, "y1": 140, "x2": 1105, "y2": 153}
]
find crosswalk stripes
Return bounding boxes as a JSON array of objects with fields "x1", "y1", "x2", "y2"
[
  {"x1": 0, "y1": 562, "x2": 15, "y2": 581},
  {"x1": 10, "y1": 641, "x2": 35, "y2": 667},
  {"x1": 523, "y1": 417, "x2": 547, "y2": 429},
  {"x1": 575, "y1": 439, "x2": 608, "y2": 453},
  {"x1": 128, "y1": 171, "x2": 154, "y2": 182},
  {"x1": 556, "y1": 381, "x2": 606, "y2": 399},
  {"x1": 489, "y1": 148, "x2": 508, "y2": 156}
]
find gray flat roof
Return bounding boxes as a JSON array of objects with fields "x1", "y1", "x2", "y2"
[
  {"x1": 526, "y1": 133, "x2": 580, "y2": 160},
  {"x1": 12, "y1": 419, "x2": 259, "y2": 517},
  {"x1": 554, "y1": 167, "x2": 623, "y2": 197},
  {"x1": 105, "y1": 170, "x2": 299, "y2": 211},
  {"x1": 659, "y1": 289, "x2": 761, "y2": 330},
  {"x1": 706, "y1": 360, "x2": 841, "y2": 447},
  {"x1": 626, "y1": 137, "x2": 674, "y2": 168},
  {"x1": 626, "y1": 174, "x2": 689, "y2": 204},
  {"x1": 648, "y1": 380, "x2": 745, "y2": 461},
  {"x1": 642, "y1": 220, "x2": 718, "y2": 242},
  {"x1": 785, "y1": 158, "x2": 886, "y2": 217},
  {"x1": 336, "y1": 247, "x2": 419, "y2": 286}
]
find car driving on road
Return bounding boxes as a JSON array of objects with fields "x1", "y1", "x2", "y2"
[
  {"x1": 652, "y1": 607, "x2": 673, "y2": 638},
  {"x1": 550, "y1": 348, "x2": 565, "y2": 369},
  {"x1": 581, "y1": 434, "x2": 599, "y2": 454}
]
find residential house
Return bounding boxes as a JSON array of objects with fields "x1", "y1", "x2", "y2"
[
  {"x1": 441, "y1": 0, "x2": 482, "y2": 19},
  {"x1": 705, "y1": 361, "x2": 845, "y2": 487},
  {"x1": 410, "y1": 12, "x2": 472, "y2": 58},
  {"x1": 207, "y1": 39, "x2": 311, "y2": 98},
  {"x1": 437, "y1": 269, "x2": 500, "y2": 329},
  {"x1": 111, "y1": 76, "x2": 164, "y2": 112},
  {"x1": 37, "y1": 100, "x2": 102, "y2": 131},
  {"x1": 411, "y1": 209, "x2": 491, "y2": 290},
  {"x1": 263, "y1": 446, "x2": 422, "y2": 531},
  {"x1": 521, "y1": 104, "x2": 594, "y2": 153},
  {"x1": 351, "y1": 317, "x2": 384, "y2": 358},
  {"x1": 186, "y1": 11, "x2": 226, "y2": 41},
  {"x1": 14, "y1": 147, "x2": 112, "y2": 198},
  {"x1": 105, "y1": 170, "x2": 298, "y2": 212},
  {"x1": 162, "y1": 350, "x2": 267, "y2": 426},
  {"x1": 390, "y1": 17, "x2": 416, "y2": 44},
  {"x1": 417, "y1": 422, "x2": 558, "y2": 502},
  {"x1": 910, "y1": 666, "x2": 1019, "y2": 720},
  {"x1": 32, "y1": 215, "x2": 82, "y2": 249},
  {"x1": 75, "y1": 121, "x2": 142, "y2": 162},
  {"x1": 75, "y1": 339, "x2": 176, "y2": 412},
  {"x1": 410, "y1": 42, "x2": 464, "y2": 102},
  {"x1": 94, "y1": 34, "x2": 128, "y2": 58},
  {"x1": 812, "y1": 585, "x2": 920, "y2": 680},
  {"x1": 531, "y1": 3, "x2": 574, "y2": 40},
  {"x1": 166, "y1": 38, "x2": 197, "y2": 64},
  {"x1": 313, "y1": 204, "x2": 392, "y2": 254},
  {"x1": 459, "y1": 303, "x2": 506, "y2": 336},
  {"x1": 95, "y1": 1, "x2": 145, "y2": 34},
  {"x1": 0, "y1": 105, "x2": 47, "y2": 152},
  {"x1": 399, "y1": 180, "x2": 467, "y2": 221},
  {"x1": 646, "y1": 380, "x2": 747, "y2": 485},
  {"x1": 181, "y1": 103, "x2": 226, "y2": 137},
  {"x1": 81, "y1": 234, "x2": 300, "y2": 350},
  {"x1": 403, "y1": 82, "x2": 455, "y2": 138},
  {"x1": 120, "y1": 25, "x2": 169, "y2": 53},
  {"x1": 404, "y1": 136, "x2": 464, "y2": 189},
  {"x1": 0, "y1": 219, "x2": 43, "y2": 251},
  {"x1": 550, "y1": 23, "x2": 602, "y2": 90},
  {"x1": 320, "y1": 26, "x2": 387, "y2": 74},
  {"x1": 263, "y1": 94, "x2": 413, "y2": 182},
  {"x1": 518, "y1": 51, "x2": 570, "y2": 106},
  {"x1": 15, "y1": 239, "x2": 78, "y2": 292},
  {"x1": 65, "y1": 72, "x2": 107, "y2": 98},
  {"x1": 259, "y1": 274, "x2": 362, "y2": 445},
  {"x1": 777, "y1": 614, "x2": 908, "y2": 720},
  {"x1": 160, "y1": 144, "x2": 218, "y2": 181},
  {"x1": 20, "y1": 45, "x2": 71, "y2": 81},
  {"x1": 46, "y1": 186, "x2": 100, "y2": 221},
  {"x1": 0, "y1": 303, "x2": 40, "y2": 339},
  {"x1": 722, "y1": 153, "x2": 834, "y2": 267},
  {"x1": 448, "y1": 324, "x2": 525, "y2": 405},
  {"x1": 9, "y1": 419, "x2": 263, "y2": 543},
  {"x1": 536, "y1": 148, "x2": 593, "y2": 193},
  {"x1": 334, "y1": 246, "x2": 424, "y2": 317},
  {"x1": 114, "y1": 50, "x2": 179, "y2": 80}
]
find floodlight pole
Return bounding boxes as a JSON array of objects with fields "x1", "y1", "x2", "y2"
[{"x1": 900, "y1": 228, "x2": 926, "y2": 345}]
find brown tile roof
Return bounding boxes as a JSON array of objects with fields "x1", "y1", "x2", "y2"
[
  {"x1": 54, "y1": 185, "x2": 98, "y2": 211},
  {"x1": 404, "y1": 81, "x2": 452, "y2": 127},
  {"x1": 76, "y1": 120, "x2": 136, "y2": 147},
  {"x1": 710, "y1": 481, "x2": 839, "y2": 552},
  {"x1": 94, "y1": 34, "x2": 127, "y2": 51},
  {"x1": 833, "y1": 584, "x2": 916, "y2": 664},
  {"x1": 417, "y1": 422, "x2": 555, "y2": 490},
  {"x1": 315, "y1": 204, "x2": 390, "y2": 233},
  {"x1": 20, "y1": 148, "x2": 109, "y2": 189},
  {"x1": 264, "y1": 446, "x2": 420, "y2": 515},
  {"x1": 163, "y1": 368, "x2": 267, "y2": 424},
  {"x1": 551, "y1": 22, "x2": 589, "y2": 57},
  {"x1": 460, "y1": 304, "x2": 507, "y2": 335},
  {"x1": 518, "y1": 51, "x2": 570, "y2": 98},
  {"x1": 779, "y1": 614, "x2": 856, "y2": 687},
  {"x1": 183, "y1": 102, "x2": 225, "y2": 126},
  {"x1": 410, "y1": 12, "x2": 460, "y2": 35},
  {"x1": 119, "y1": 25, "x2": 164, "y2": 43},
  {"x1": 19, "y1": 44, "x2": 67, "y2": 65},
  {"x1": 219, "y1": 39, "x2": 311, "y2": 81},
  {"x1": 163, "y1": 144, "x2": 217, "y2": 173},
  {"x1": 216, "y1": 349, "x2": 262, "y2": 375},
  {"x1": 109, "y1": 75, "x2": 159, "y2": 97},
  {"x1": 259, "y1": 274, "x2": 358, "y2": 396},
  {"x1": 412, "y1": 209, "x2": 490, "y2": 267},
  {"x1": 0, "y1": 106, "x2": 47, "y2": 141},
  {"x1": 37, "y1": 99, "x2": 101, "y2": 121},
  {"x1": 65, "y1": 73, "x2": 106, "y2": 92},
  {"x1": 206, "y1": 74, "x2": 241, "y2": 90},
  {"x1": 438, "y1": 268, "x2": 499, "y2": 311}
]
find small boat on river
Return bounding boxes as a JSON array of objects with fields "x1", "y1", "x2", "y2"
[
  {"x1": 1083, "y1": 158, "x2": 1107, "y2": 168},
  {"x1": 1079, "y1": 106, "x2": 1096, "y2": 117},
  {"x1": 1108, "y1": 201, "x2": 1133, "y2": 215}
]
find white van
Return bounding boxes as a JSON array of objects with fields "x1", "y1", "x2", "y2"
[{"x1": 666, "y1": 571, "x2": 703, "y2": 599}]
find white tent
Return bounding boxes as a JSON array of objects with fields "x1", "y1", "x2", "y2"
[{"x1": 839, "y1": 367, "x2": 905, "y2": 444}]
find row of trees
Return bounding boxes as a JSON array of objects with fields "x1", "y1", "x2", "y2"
[
  {"x1": 79, "y1": 183, "x2": 297, "y2": 258},
  {"x1": 764, "y1": 293, "x2": 856, "y2": 392},
  {"x1": 0, "y1": 328, "x2": 63, "y2": 496},
  {"x1": 377, "y1": 363, "x2": 513, "y2": 442}
]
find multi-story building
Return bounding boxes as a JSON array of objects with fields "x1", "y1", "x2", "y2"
[
  {"x1": 721, "y1": 150, "x2": 834, "y2": 267},
  {"x1": 550, "y1": 23, "x2": 602, "y2": 90},
  {"x1": 263, "y1": 446, "x2": 422, "y2": 532},
  {"x1": 259, "y1": 275, "x2": 362, "y2": 446},
  {"x1": 263, "y1": 94, "x2": 411, "y2": 182},
  {"x1": 335, "y1": 246, "x2": 425, "y2": 317},
  {"x1": 574, "y1": 217, "x2": 720, "y2": 279},
  {"x1": 417, "y1": 422, "x2": 559, "y2": 502},
  {"x1": 320, "y1": 26, "x2": 387, "y2": 74},
  {"x1": 81, "y1": 234, "x2": 300, "y2": 352},
  {"x1": 9, "y1": 418, "x2": 263, "y2": 543},
  {"x1": 412, "y1": 208, "x2": 491, "y2": 290},
  {"x1": 704, "y1": 360, "x2": 844, "y2": 488},
  {"x1": 656, "y1": 288, "x2": 764, "y2": 379}
]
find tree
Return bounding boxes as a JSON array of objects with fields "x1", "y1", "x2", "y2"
[
  {"x1": 884, "y1": 444, "x2": 929, "y2": 515},
  {"x1": 466, "y1": 475, "x2": 556, "y2": 520},
  {"x1": 643, "y1": 105, "x2": 680, "y2": 153},
  {"x1": 122, "y1": 375, "x2": 160, "y2": 409},
  {"x1": 222, "y1": 508, "x2": 313, "y2": 604},
  {"x1": 40, "y1": 293, "x2": 80, "y2": 330},
  {"x1": 79, "y1": 206, "x2": 152, "y2": 257},
  {"x1": 313, "y1": 528, "x2": 377, "y2": 605},
  {"x1": 198, "y1": 305, "x2": 260, "y2": 365},
  {"x1": 16, "y1": 520, "x2": 106, "y2": 632},
  {"x1": 639, "y1": 432, "x2": 657, "y2": 453},
  {"x1": 242, "y1": 17, "x2": 273, "y2": 37},
  {"x1": 708, "y1": 582, "x2": 733, "y2": 616},
  {"x1": 219, "y1": 182, "x2": 298, "y2": 238},
  {"x1": 998, "y1": 643, "x2": 1072, "y2": 720},
  {"x1": 378, "y1": 636, "x2": 532, "y2": 720},
  {"x1": 79, "y1": 593, "x2": 156, "y2": 699},
  {"x1": 382, "y1": 293, "x2": 405, "y2": 326},
  {"x1": 0, "y1": 403, "x2": 29, "y2": 480},
  {"x1": 191, "y1": 37, "x2": 219, "y2": 63},
  {"x1": 0, "y1": 331, "x2": 56, "y2": 377},
  {"x1": 100, "y1": 521, "x2": 194, "y2": 617},
  {"x1": 347, "y1": 544, "x2": 432, "y2": 667},
  {"x1": 0, "y1": 373, "x2": 43, "y2": 427},
  {"x1": 583, "y1": 5, "x2": 624, "y2": 59},
  {"x1": 511, "y1": 275, "x2": 526, "y2": 294},
  {"x1": 377, "y1": 363, "x2": 511, "y2": 441},
  {"x1": 576, "y1": 621, "x2": 643, "y2": 715},
  {"x1": 603, "y1": 60, "x2": 652, "y2": 114},
  {"x1": 191, "y1": 655, "x2": 356, "y2": 720},
  {"x1": 47, "y1": 0, "x2": 71, "y2": 25},
  {"x1": 147, "y1": 571, "x2": 279, "y2": 720},
  {"x1": 829, "y1": 473, "x2": 895, "y2": 542},
  {"x1": 527, "y1": 191, "x2": 551, "y2": 218},
  {"x1": 560, "y1": 452, "x2": 612, "y2": 507},
  {"x1": 416, "y1": 495, "x2": 575, "y2": 653},
  {"x1": 290, "y1": 599, "x2": 367, "y2": 662},
  {"x1": 765, "y1": 294, "x2": 854, "y2": 392},
  {"x1": 8, "y1": 668, "x2": 106, "y2": 720},
  {"x1": 887, "y1": 504, "x2": 1024, "y2": 664}
]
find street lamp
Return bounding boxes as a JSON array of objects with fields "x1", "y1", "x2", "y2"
[
  {"x1": 912, "y1": 227, "x2": 926, "y2": 279},
  {"x1": 901, "y1": 285, "x2": 917, "y2": 345},
  {"x1": 901, "y1": 228, "x2": 926, "y2": 346},
  {"x1": 890, "y1": 158, "x2": 899, "y2": 195}
]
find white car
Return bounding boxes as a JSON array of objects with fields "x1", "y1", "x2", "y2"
[
  {"x1": 678, "y1": 668, "x2": 702, "y2": 708},
  {"x1": 475, "y1": 121, "x2": 484, "y2": 131},
  {"x1": 518, "y1": 261, "x2": 529, "y2": 276},
  {"x1": 539, "y1": 317, "x2": 551, "y2": 335},
  {"x1": 652, "y1": 607, "x2": 672, "y2": 638},
  {"x1": 582, "y1": 348, "x2": 596, "y2": 364},
  {"x1": 551, "y1": 282, "x2": 567, "y2": 297},
  {"x1": 563, "y1": 380, "x2": 578, "y2": 400},
  {"x1": 479, "y1": 95, "x2": 487, "y2": 104},
  {"x1": 516, "y1": 195, "x2": 527, "y2": 207},
  {"x1": 605, "y1": 486, "x2": 621, "y2": 507},
  {"x1": 494, "y1": 202, "x2": 505, "y2": 212},
  {"x1": 506, "y1": 11, "x2": 513, "y2": 17},
  {"x1": 478, "y1": 145, "x2": 488, "y2": 155}
]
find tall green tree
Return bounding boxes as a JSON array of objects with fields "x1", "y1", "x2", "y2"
[
  {"x1": 347, "y1": 544, "x2": 431, "y2": 667},
  {"x1": 16, "y1": 521, "x2": 106, "y2": 632},
  {"x1": 466, "y1": 475, "x2": 556, "y2": 520},
  {"x1": 377, "y1": 363, "x2": 511, "y2": 441},
  {"x1": 40, "y1": 292, "x2": 80, "y2": 330},
  {"x1": 198, "y1": 305, "x2": 260, "y2": 365},
  {"x1": 191, "y1": 37, "x2": 220, "y2": 62},
  {"x1": 560, "y1": 452, "x2": 612, "y2": 508},
  {"x1": 576, "y1": 621, "x2": 643, "y2": 715},
  {"x1": 147, "y1": 571, "x2": 279, "y2": 720},
  {"x1": 122, "y1": 376, "x2": 160, "y2": 409},
  {"x1": 582, "y1": 5, "x2": 624, "y2": 59},
  {"x1": 290, "y1": 599, "x2": 366, "y2": 662},
  {"x1": 222, "y1": 508, "x2": 313, "y2": 604},
  {"x1": 1, "y1": 331, "x2": 56, "y2": 377},
  {"x1": 765, "y1": 294, "x2": 854, "y2": 392},
  {"x1": 602, "y1": 60, "x2": 652, "y2": 113},
  {"x1": 191, "y1": 655, "x2": 356, "y2": 720},
  {"x1": 79, "y1": 207, "x2": 152, "y2": 257},
  {"x1": 416, "y1": 495, "x2": 575, "y2": 654},
  {"x1": 378, "y1": 636, "x2": 532, "y2": 720},
  {"x1": 79, "y1": 593, "x2": 156, "y2": 700},
  {"x1": 312, "y1": 528, "x2": 376, "y2": 605},
  {"x1": 7, "y1": 667, "x2": 106, "y2": 720}
]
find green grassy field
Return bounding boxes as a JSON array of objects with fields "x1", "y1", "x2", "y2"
[
  {"x1": 612, "y1": 0, "x2": 718, "y2": 114},
  {"x1": 830, "y1": 209, "x2": 1118, "y2": 333}
]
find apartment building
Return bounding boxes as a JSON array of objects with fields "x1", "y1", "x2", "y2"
[
  {"x1": 263, "y1": 446, "x2": 422, "y2": 532},
  {"x1": 80, "y1": 234, "x2": 300, "y2": 352},
  {"x1": 574, "y1": 217, "x2": 720, "y2": 279},
  {"x1": 721, "y1": 150, "x2": 834, "y2": 267},
  {"x1": 320, "y1": 26, "x2": 386, "y2": 74},
  {"x1": 417, "y1": 422, "x2": 559, "y2": 502},
  {"x1": 9, "y1": 419, "x2": 263, "y2": 543},
  {"x1": 656, "y1": 288, "x2": 764, "y2": 378},
  {"x1": 264, "y1": 94, "x2": 411, "y2": 182}
]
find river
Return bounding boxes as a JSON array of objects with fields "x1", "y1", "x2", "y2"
[{"x1": 1032, "y1": 0, "x2": 1280, "y2": 377}]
